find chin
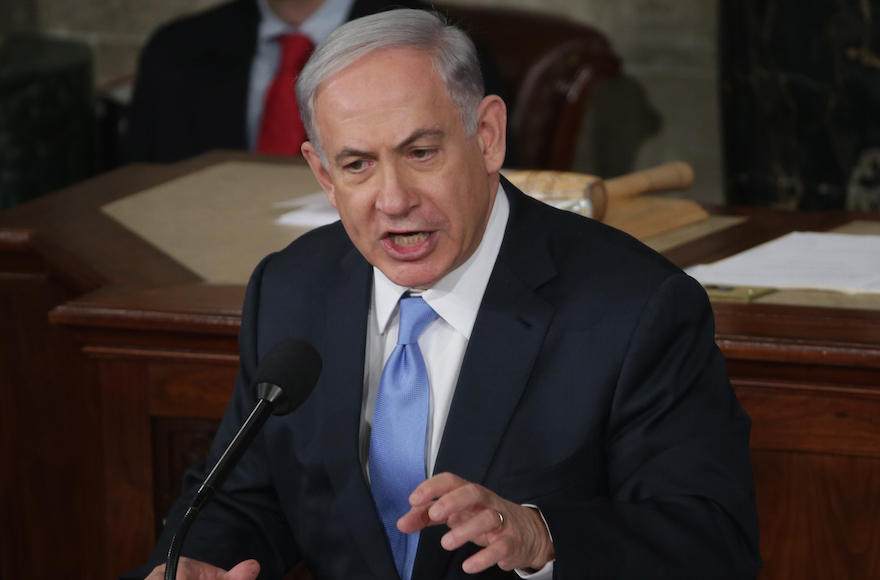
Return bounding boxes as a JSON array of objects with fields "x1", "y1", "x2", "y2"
[{"x1": 383, "y1": 264, "x2": 444, "y2": 290}]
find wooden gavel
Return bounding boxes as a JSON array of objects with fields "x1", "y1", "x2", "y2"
[
  {"x1": 603, "y1": 161, "x2": 695, "y2": 199},
  {"x1": 505, "y1": 161, "x2": 695, "y2": 222}
]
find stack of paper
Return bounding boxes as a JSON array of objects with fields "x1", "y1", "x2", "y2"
[
  {"x1": 687, "y1": 231, "x2": 880, "y2": 294},
  {"x1": 275, "y1": 192, "x2": 339, "y2": 227}
]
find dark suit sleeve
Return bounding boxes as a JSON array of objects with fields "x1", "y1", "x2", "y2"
[
  {"x1": 123, "y1": 35, "x2": 162, "y2": 163},
  {"x1": 120, "y1": 256, "x2": 301, "y2": 579},
  {"x1": 538, "y1": 273, "x2": 761, "y2": 579}
]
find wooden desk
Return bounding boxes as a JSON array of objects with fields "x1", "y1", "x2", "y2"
[{"x1": 1, "y1": 152, "x2": 878, "y2": 579}]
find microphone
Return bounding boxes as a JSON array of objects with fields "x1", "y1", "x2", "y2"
[{"x1": 165, "y1": 338, "x2": 322, "y2": 580}]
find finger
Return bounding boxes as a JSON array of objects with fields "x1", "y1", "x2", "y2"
[
  {"x1": 427, "y1": 481, "x2": 489, "y2": 523},
  {"x1": 445, "y1": 506, "x2": 484, "y2": 529},
  {"x1": 441, "y1": 507, "x2": 503, "y2": 551},
  {"x1": 144, "y1": 563, "x2": 165, "y2": 580},
  {"x1": 409, "y1": 472, "x2": 467, "y2": 507},
  {"x1": 145, "y1": 557, "x2": 259, "y2": 580},
  {"x1": 397, "y1": 501, "x2": 435, "y2": 534},
  {"x1": 462, "y1": 538, "x2": 514, "y2": 574},
  {"x1": 225, "y1": 559, "x2": 261, "y2": 579}
]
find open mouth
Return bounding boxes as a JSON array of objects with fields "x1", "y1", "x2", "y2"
[
  {"x1": 383, "y1": 230, "x2": 436, "y2": 259},
  {"x1": 389, "y1": 232, "x2": 429, "y2": 246}
]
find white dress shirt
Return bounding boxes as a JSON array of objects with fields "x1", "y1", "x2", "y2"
[
  {"x1": 357, "y1": 186, "x2": 554, "y2": 579},
  {"x1": 360, "y1": 186, "x2": 510, "y2": 476},
  {"x1": 247, "y1": 0, "x2": 354, "y2": 149}
]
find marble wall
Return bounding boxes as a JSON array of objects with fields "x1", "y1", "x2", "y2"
[
  {"x1": 1, "y1": 0, "x2": 38, "y2": 33},
  {"x1": 30, "y1": 0, "x2": 723, "y2": 202},
  {"x1": 33, "y1": 0, "x2": 221, "y2": 84}
]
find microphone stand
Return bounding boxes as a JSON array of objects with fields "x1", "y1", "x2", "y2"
[{"x1": 164, "y1": 384, "x2": 286, "y2": 580}]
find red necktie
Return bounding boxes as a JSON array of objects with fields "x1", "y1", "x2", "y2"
[{"x1": 257, "y1": 33, "x2": 315, "y2": 155}]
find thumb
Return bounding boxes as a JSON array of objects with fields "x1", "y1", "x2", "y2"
[{"x1": 224, "y1": 559, "x2": 261, "y2": 579}]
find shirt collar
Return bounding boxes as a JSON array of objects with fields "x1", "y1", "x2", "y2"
[
  {"x1": 373, "y1": 183, "x2": 510, "y2": 339},
  {"x1": 257, "y1": 0, "x2": 354, "y2": 44}
]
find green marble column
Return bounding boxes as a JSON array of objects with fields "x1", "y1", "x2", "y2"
[{"x1": 0, "y1": 34, "x2": 97, "y2": 210}]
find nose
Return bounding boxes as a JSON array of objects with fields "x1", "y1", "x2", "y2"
[{"x1": 375, "y1": 163, "x2": 418, "y2": 217}]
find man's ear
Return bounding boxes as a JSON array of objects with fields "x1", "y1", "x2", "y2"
[
  {"x1": 302, "y1": 141, "x2": 337, "y2": 208},
  {"x1": 475, "y1": 95, "x2": 507, "y2": 175}
]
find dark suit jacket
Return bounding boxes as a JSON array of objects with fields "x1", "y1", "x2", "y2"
[
  {"x1": 124, "y1": 180, "x2": 761, "y2": 579},
  {"x1": 122, "y1": 0, "x2": 508, "y2": 164}
]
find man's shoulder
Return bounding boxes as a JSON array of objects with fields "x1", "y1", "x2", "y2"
[
  {"x1": 505, "y1": 190, "x2": 701, "y2": 327},
  {"x1": 258, "y1": 221, "x2": 359, "y2": 282},
  {"x1": 347, "y1": 0, "x2": 429, "y2": 20},
  {"x1": 509, "y1": 186, "x2": 680, "y2": 282},
  {"x1": 142, "y1": 0, "x2": 257, "y2": 61}
]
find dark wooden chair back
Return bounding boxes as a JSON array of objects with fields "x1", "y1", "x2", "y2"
[{"x1": 439, "y1": 4, "x2": 620, "y2": 170}]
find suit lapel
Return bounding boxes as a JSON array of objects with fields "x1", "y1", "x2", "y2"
[
  {"x1": 319, "y1": 246, "x2": 401, "y2": 579},
  {"x1": 190, "y1": 0, "x2": 257, "y2": 149},
  {"x1": 316, "y1": 184, "x2": 559, "y2": 579},
  {"x1": 416, "y1": 184, "x2": 558, "y2": 579}
]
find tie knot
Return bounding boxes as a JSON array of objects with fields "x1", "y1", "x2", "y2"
[
  {"x1": 397, "y1": 296, "x2": 438, "y2": 345},
  {"x1": 278, "y1": 33, "x2": 314, "y2": 72}
]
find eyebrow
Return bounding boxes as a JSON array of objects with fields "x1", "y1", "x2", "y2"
[
  {"x1": 333, "y1": 128, "x2": 445, "y2": 166},
  {"x1": 334, "y1": 147, "x2": 371, "y2": 166},
  {"x1": 395, "y1": 128, "x2": 444, "y2": 152}
]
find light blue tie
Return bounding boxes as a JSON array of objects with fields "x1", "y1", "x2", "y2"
[{"x1": 370, "y1": 295, "x2": 438, "y2": 580}]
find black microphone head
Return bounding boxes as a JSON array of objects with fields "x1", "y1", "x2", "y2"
[{"x1": 252, "y1": 338, "x2": 322, "y2": 416}]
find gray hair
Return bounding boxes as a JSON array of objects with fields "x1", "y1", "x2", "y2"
[{"x1": 296, "y1": 9, "x2": 484, "y2": 164}]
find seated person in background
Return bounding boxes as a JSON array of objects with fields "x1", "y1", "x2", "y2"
[
  {"x1": 125, "y1": 9, "x2": 761, "y2": 580},
  {"x1": 123, "y1": 0, "x2": 506, "y2": 164}
]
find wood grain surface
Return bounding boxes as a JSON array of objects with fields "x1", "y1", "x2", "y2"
[{"x1": 2, "y1": 151, "x2": 879, "y2": 579}]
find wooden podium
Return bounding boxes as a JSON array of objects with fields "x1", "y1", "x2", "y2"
[{"x1": 1, "y1": 152, "x2": 878, "y2": 579}]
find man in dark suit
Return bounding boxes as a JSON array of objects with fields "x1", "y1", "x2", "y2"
[
  {"x1": 127, "y1": 9, "x2": 760, "y2": 580},
  {"x1": 122, "y1": 0, "x2": 506, "y2": 164}
]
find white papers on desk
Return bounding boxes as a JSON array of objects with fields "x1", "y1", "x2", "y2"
[
  {"x1": 274, "y1": 191, "x2": 340, "y2": 227},
  {"x1": 687, "y1": 231, "x2": 880, "y2": 294}
]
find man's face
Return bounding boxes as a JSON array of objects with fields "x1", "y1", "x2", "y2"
[{"x1": 302, "y1": 47, "x2": 506, "y2": 289}]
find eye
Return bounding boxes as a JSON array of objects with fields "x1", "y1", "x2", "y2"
[
  {"x1": 410, "y1": 148, "x2": 437, "y2": 161},
  {"x1": 344, "y1": 159, "x2": 371, "y2": 173}
]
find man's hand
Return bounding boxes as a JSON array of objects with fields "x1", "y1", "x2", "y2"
[
  {"x1": 145, "y1": 557, "x2": 260, "y2": 580},
  {"x1": 398, "y1": 472, "x2": 555, "y2": 574}
]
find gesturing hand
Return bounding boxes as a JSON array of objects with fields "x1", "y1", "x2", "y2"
[
  {"x1": 398, "y1": 472, "x2": 554, "y2": 574},
  {"x1": 145, "y1": 557, "x2": 260, "y2": 580}
]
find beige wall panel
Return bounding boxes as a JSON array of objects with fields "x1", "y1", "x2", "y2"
[
  {"x1": 443, "y1": 0, "x2": 722, "y2": 202},
  {"x1": 32, "y1": 0, "x2": 724, "y2": 202},
  {"x1": 92, "y1": 38, "x2": 144, "y2": 86},
  {"x1": 36, "y1": 0, "x2": 223, "y2": 37},
  {"x1": 631, "y1": 73, "x2": 723, "y2": 205},
  {"x1": 441, "y1": 0, "x2": 716, "y2": 69}
]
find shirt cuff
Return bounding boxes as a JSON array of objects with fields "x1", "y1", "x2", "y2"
[
  {"x1": 515, "y1": 504, "x2": 555, "y2": 580},
  {"x1": 516, "y1": 561, "x2": 554, "y2": 579}
]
